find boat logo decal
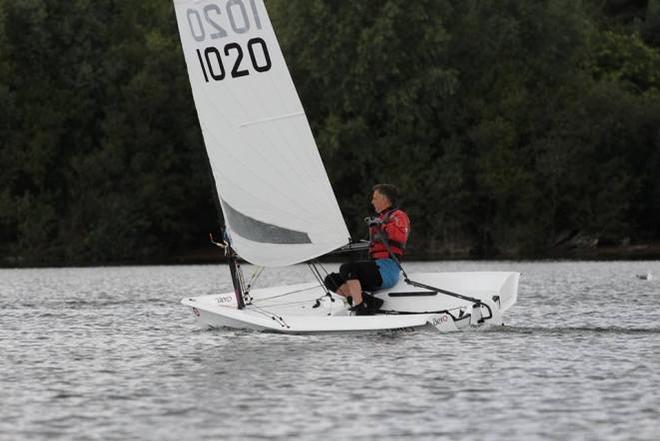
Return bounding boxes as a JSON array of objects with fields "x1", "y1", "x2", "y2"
[
  {"x1": 216, "y1": 295, "x2": 235, "y2": 305},
  {"x1": 430, "y1": 315, "x2": 449, "y2": 326}
]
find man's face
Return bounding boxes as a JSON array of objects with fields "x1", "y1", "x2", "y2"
[{"x1": 371, "y1": 190, "x2": 390, "y2": 213}]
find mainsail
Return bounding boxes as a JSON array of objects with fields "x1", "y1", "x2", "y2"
[{"x1": 173, "y1": 0, "x2": 350, "y2": 266}]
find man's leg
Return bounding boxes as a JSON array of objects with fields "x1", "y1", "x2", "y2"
[{"x1": 338, "y1": 279, "x2": 363, "y2": 305}]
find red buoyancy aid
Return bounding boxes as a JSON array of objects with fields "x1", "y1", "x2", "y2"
[{"x1": 369, "y1": 208, "x2": 410, "y2": 259}]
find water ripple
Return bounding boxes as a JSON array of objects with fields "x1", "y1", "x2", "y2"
[{"x1": 2, "y1": 261, "x2": 660, "y2": 441}]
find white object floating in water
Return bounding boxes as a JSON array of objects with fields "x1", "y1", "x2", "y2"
[{"x1": 635, "y1": 272, "x2": 653, "y2": 281}]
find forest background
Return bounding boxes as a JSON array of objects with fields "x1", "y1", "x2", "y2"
[{"x1": 1, "y1": 0, "x2": 659, "y2": 267}]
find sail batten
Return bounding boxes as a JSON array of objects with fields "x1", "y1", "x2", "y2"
[
  {"x1": 174, "y1": 0, "x2": 350, "y2": 266},
  {"x1": 240, "y1": 112, "x2": 305, "y2": 127}
]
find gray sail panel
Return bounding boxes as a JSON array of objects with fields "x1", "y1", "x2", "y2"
[{"x1": 223, "y1": 201, "x2": 311, "y2": 244}]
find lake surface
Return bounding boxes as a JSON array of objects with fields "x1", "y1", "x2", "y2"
[{"x1": 1, "y1": 261, "x2": 659, "y2": 440}]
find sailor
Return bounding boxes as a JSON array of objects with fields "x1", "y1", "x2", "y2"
[{"x1": 324, "y1": 184, "x2": 410, "y2": 315}]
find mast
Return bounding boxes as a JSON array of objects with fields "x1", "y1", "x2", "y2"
[
  {"x1": 211, "y1": 229, "x2": 247, "y2": 309},
  {"x1": 226, "y1": 244, "x2": 246, "y2": 310}
]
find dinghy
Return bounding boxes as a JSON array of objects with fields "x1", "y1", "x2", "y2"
[{"x1": 173, "y1": 0, "x2": 520, "y2": 333}]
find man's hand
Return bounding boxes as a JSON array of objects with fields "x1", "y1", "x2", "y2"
[{"x1": 364, "y1": 216, "x2": 383, "y2": 227}]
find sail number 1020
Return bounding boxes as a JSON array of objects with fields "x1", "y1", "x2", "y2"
[
  {"x1": 196, "y1": 39, "x2": 271, "y2": 82},
  {"x1": 186, "y1": 1, "x2": 272, "y2": 82}
]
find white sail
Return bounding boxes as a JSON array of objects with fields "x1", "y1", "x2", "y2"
[{"x1": 173, "y1": 0, "x2": 350, "y2": 266}]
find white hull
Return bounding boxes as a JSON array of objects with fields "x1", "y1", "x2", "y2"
[{"x1": 181, "y1": 272, "x2": 519, "y2": 334}]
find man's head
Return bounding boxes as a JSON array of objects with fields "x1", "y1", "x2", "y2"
[{"x1": 371, "y1": 184, "x2": 398, "y2": 213}]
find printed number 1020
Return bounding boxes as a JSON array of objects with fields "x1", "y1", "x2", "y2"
[
  {"x1": 187, "y1": 0, "x2": 263, "y2": 41},
  {"x1": 196, "y1": 38, "x2": 272, "y2": 82}
]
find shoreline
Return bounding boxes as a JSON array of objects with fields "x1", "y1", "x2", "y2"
[{"x1": 2, "y1": 243, "x2": 660, "y2": 269}]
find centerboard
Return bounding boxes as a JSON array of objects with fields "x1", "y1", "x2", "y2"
[{"x1": 173, "y1": 0, "x2": 350, "y2": 267}]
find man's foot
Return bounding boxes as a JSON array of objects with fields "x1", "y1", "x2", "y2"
[
  {"x1": 351, "y1": 302, "x2": 370, "y2": 315},
  {"x1": 351, "y1": 293, "x2": 384, "y2": 315}
]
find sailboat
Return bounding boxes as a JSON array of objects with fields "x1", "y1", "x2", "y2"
[{"x1": 172, "y1": 0, "x2": 519, "y2": 333}]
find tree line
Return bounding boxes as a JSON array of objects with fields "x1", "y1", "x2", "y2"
[{"x1": 1, "y1": 0, "x2": 659, "y2": 266}]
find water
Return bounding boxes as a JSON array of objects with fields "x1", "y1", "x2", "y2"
[{"x1": 1, "y1": 261, "x2": 659, "y2": 441}]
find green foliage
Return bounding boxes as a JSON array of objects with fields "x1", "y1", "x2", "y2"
[
  {"x1": 586, "y1": 30, "x2": 660, "y2": 95},
  {"x1": 271, "y1": 0, "x2": 459, "y2": 246},
  {"x1": 271, "y1": 0, "x2": 660, "y2": 256},
  {"x1": 0, "y1": 0, "x2": 214, "y2": 265},
  {"x1": 1, "y1": 0, "x2": 659, "y2": 265}
]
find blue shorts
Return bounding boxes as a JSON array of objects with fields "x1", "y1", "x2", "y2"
[
  {"x1": 375, "y1": 259, "x2": 400, "y2": 289},
  {"x1": 333, "y1": 259, "x2": 401, "y2": 292}
]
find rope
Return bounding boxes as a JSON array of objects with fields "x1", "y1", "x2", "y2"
[
  {"x1": 245, "y1": 266, "x2": 264, "y2": 295},
  {"x1": 245, "y1": 303, "x2": 290, "y2": 328},
  {"x1": 252, "y1": 284, "x2": 320, "y2": 302}
]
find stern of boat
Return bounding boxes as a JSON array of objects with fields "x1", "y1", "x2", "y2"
[{"x1": 377, "y1": 271, "x2": 520, "y2": 316}]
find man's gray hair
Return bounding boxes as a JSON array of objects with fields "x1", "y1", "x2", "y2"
[{"x1": 372, "y1": 184, "x2": 399, "y2": 207}]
